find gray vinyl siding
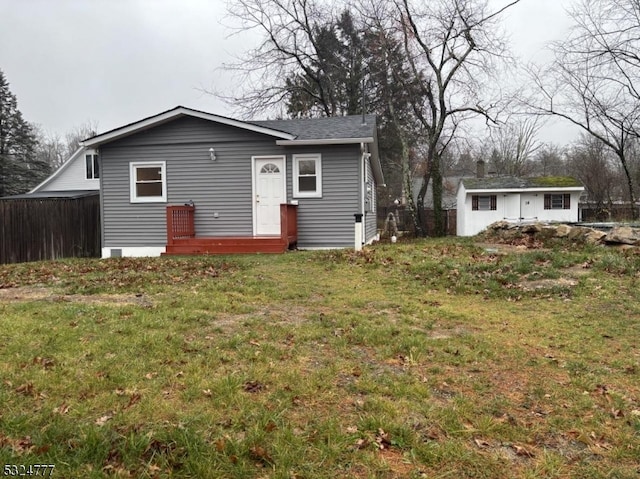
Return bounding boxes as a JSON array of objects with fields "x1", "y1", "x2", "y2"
[
  {"x1": 100, "y1": 116, "x2": 364, "y2": 249},
  {"x1": 287, "y1": 145, "x2": 360, "y2": 248}
]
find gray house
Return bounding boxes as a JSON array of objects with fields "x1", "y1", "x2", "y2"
[{"x1": 82, "y1": 106, "x2": 383, "y2": 257}]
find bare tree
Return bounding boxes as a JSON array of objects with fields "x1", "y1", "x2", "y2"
[
  {"x1": 526, "y1": 0, "x2": 640, "y2": 217},
  {"x1": 532, "y1": 143, "x2": 566, "y2": 177},
  {"x1": 390, "y1": 0, "x2": 522, "y2": 236},
  {"x1": 65, "y1": 120, "x2": 99, "y2": 156},
  {"x1": 219, "y1": 0, "x2": 353, "y2": 118},
  {"x1": 487, "y1": 117, "x2": 540, "y2": 176},
  {"x1": 32, "y1": 126, "x2": 67, "y2": 169},
  {"x1": 566, "y1": 134, "x2": 620, "y2": 220}
]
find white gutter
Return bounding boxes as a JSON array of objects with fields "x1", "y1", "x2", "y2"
[{"x1": 276, "y1": 137, "x2": 374, "y2": 146}]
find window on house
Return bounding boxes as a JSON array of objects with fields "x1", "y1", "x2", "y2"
[
  {"x1": 472, "y1": 195, "x2": 497, "y2": 211},
  {"x1": 85, "y1": 154, "x2": 99, "y2": 179},
  {"x1": 544, "y1": 194, "x2": 570, "y2": 210},
  {"x1": 130, "y1": 161, "x2": 167, "y2": 203},
  {"x1": 293, "y1": 154, "x2": 322, "y2": 198}
]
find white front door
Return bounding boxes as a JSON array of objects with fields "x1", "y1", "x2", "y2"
[{"x1": 253, "y1": 156, "x2": 286, "y2": 235}]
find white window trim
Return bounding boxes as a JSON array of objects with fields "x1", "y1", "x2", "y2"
[
  {"x1": 86, "y1": 153, "x2": 99, "y2": 180},
  {"x1": 129, "y1": 161, "x2": 167, "y2": 203},
  {"x1": 293, "y1": 153, "x2": 322, "y2": 198}
]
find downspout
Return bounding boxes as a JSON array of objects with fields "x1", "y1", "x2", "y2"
[{"x1": 360, "y1": 142, "x2": 367, "y2": 247}]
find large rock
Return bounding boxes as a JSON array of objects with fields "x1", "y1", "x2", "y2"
[
  {"x1": 555, "y1": 224, "x2": 572, "y2": 238},
  {"x1": 604, "y1": 226, "x2": 640, "y2": 245},
  {"x1": 584, "y1": 229, "x2": 607, "y2": 244}
]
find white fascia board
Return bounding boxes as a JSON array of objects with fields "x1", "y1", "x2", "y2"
[
  {"x1": 465, "y1": 187, "x2": 585, "y2": 194},
  {"x1": 30, "y1": 146, "x2": 86, "y2": 193},
  {"x1": 83, "y1": 107, "x2": 296, "y2": 147},
  {"x1": 276, "y1": 137, "x2": 374, "y2": 146}
]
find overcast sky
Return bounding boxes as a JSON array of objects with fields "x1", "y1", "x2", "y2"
[{"x1": 0, "y1": 0, "x2": 576, "y2": 144}]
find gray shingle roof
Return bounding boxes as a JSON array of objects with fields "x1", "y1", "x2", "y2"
[{"x1": 252, "y1": 114, "x2": 377, "y2": 140}]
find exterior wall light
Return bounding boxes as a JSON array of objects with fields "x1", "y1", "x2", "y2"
[{"x1": 209, "y1": 148, "x2": 216, "y2": 161}]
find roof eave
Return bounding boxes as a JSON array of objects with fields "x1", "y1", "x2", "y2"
[
  {"x1": 30, "y1": 146, "x2": 87, "y2": 193},
  {"x1": 464, "y1": 186, "x2": 585, "y2": 194},
  {"x1": 82, "y1": 106, "x2": 297, "y2": 148}
]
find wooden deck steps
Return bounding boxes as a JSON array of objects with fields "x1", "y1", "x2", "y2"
[
  {"x1": 164, "y1": 236, "x2": 291, "y2": 255},
  {"x1": 164, "y1": 203, "x2": 298, "y2": 255}
]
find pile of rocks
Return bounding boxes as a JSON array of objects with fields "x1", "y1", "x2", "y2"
[{"x1": 481, "y1": 221, "x2": 640, "y2": 247}]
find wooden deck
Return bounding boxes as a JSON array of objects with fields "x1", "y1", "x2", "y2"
[{"x1": 163, "y1": 204, "x2": 297, "y2": 255}]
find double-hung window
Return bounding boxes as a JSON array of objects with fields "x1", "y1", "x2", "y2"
[
  {"x1": 85, "y1": 153, "x2": 99, "y2": 179},
  {"x1": 130, "y1": 161, "x2": 167, "y2": 203},
  {"x1": 472, "y1": 195, "x2": 497, "y2": 211},
  {"x1": 544, "y1": 194, "x2": 570, "y2": 210},
  {"x1": 293, "y1": 154, "x2": 322, "y2": 198}
]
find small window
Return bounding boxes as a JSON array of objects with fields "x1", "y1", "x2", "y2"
[
  {"x1": 260, "y1": 163, "x2": 280, "y2": 174},
  {"x1": 130, "y1": 161, "x2": 167, "y2": 203},
  {"x1": 544, "y1": 194, "x2": 570, "y2": 210},
  {"x1": 293, "y1": 154, "x2": 322, "y2": 198},
  {"x1": 85, "y1": 154, "x2": 99, "y2": 179},
  {"x1": 472, "y1": 195, "x2": 497, "y2": 211}
]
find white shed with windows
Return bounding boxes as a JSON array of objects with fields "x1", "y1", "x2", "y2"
[{"x1": 456, "y1": 176, "x2": 585, "y2": 237}]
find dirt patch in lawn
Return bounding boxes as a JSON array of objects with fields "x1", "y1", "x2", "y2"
[{"x1": 0, "y1": 286, "x2": 153, "y2": 307}]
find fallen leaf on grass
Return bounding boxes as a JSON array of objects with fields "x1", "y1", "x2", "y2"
[
  {"x1": 512, "y1": 444, "x2": 534, "y2": 457},
  {"x1": 249, "y1": 445, "x2": 273, "y2": 465},
  {"x1": 33, "y1": 356, "x2": 55, "y2": 369},
  {"x1": 611, "y1": 408, "x2": 624, "y2": 419},
  {"x1": 144, "y1": 372, "x2": 158, "y2": 380},
  {"x1": 123, "y1": 393, "x2": 141, "y2": 410},
  {"x1": 53, "y1": 403, "x2": 70, "y2": 415},
  {"x1": 474, "y1": 438, "x2": 491, "y2": 448},
  {"x1": 243, "y1": 380, "x2": 265, "y2": 393},
  {"x1": 15, "y1": 382, "x2": 35, "y2": 397},
  {"x1": 375, "y1": 429, "x2": 392, "y2": 450},
  {"x1": 354, "y1": 437, "x2": 370, "y2": 450},
  {"x1": 0, "y1": 435, "x2": 35, "y2": 456},
  {"x1": 95, "y1": 414, "x2": 113, "y2": 426},
  {"x1": 202, "y1": 389, "x2": 212, "y2": 397},
  {"x1": 215, "y1": 438, "x2": 226, "y2": 452}
]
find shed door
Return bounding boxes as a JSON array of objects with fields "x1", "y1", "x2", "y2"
[
  {"x1": 520, "y1": 194, "x2": 537, "y2": 220},
  {"x1": 253, "y1": 157, "x2": 286, "y2": 236}
]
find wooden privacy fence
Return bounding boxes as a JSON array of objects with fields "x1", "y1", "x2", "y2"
[{"x1": 0, "y1": 195, "x2": 101, "y2": 264}]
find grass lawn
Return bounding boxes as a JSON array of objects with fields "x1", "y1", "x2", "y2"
[{"x1": 0, "y1": 238, "x2": 639, "y2": 478}]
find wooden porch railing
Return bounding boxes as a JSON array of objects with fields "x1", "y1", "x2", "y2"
[
  {"x1": 167, "y1": 204, "x2": 195, "y2": 245},
  {"x1": 166, "y1": 203, "x2": 297, "y2": 252},
  {"x1": 280, "y1": 203, "x2": 298, "y2": 248}
]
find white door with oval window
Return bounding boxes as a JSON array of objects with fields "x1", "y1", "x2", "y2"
[{"x1": 253, "y1": 156, "x2": 286, "y2": 235}]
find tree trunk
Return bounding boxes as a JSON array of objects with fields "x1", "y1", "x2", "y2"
[
  {"x1": 430, "y1": 155, "x2": 445, "y2": 236},
  {"x1": 415, "y1": 172, "x2": 430, "y2": 237},
  {"x1": 619, "y1": 153, "x2": 638, "y2": 219}
]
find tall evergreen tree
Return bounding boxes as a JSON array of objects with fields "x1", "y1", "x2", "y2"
[{"x1": 0, "y1": 69, "x2": 49, "y2": 196}]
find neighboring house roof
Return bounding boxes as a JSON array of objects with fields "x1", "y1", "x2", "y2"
[
  {"x1": 1, "y1": 190, "x2": 98, "y2": 200},
  {"x1": 82, "y1": 105, "x2": 383, "y2": 184},
  {"x1": 460, "y1": 176, "x2": 584, "y2": 193},
  {"x1": 30, "y1": 147, "x2": 87, "y2": 193}
]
